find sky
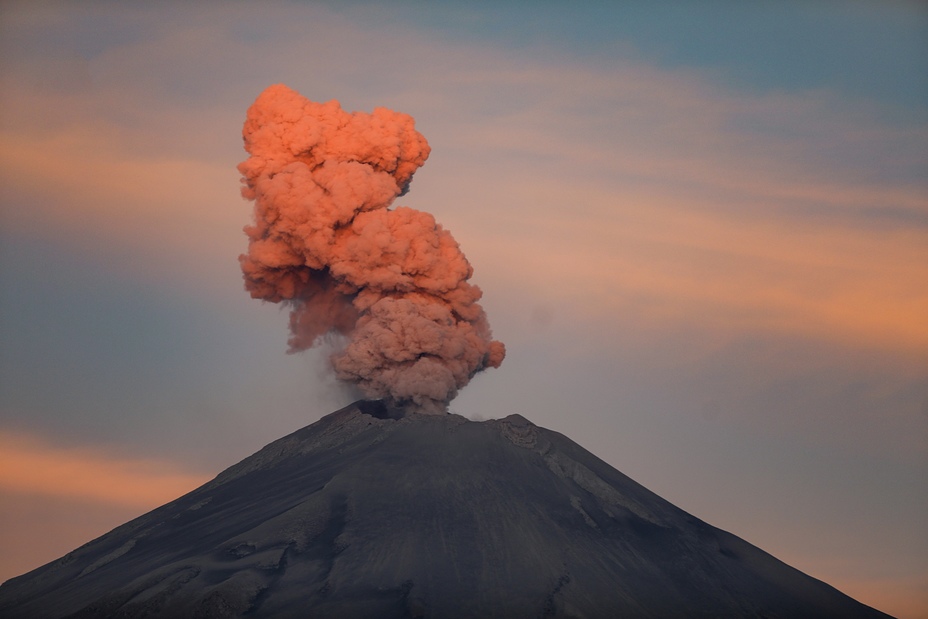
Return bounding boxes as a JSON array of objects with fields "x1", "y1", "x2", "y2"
[{"x1": 0, "y1": 1, "x2": 925, "y2": 616}]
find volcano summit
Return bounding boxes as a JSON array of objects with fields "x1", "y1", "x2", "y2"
[{"x1": 0, "y1": 401, "x2": 890, "y2": 618}]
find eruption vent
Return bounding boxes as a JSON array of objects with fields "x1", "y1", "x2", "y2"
[{"x1": 237, "y1": 84, "x2": 505, "y2": 413}]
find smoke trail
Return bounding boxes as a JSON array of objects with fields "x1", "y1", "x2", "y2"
[{"x1": 237, "y1": 85, "x2": 505, "y2": 413}]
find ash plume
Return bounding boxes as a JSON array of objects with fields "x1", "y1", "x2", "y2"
[{"x1": 237, "y1": 84, "x2": 505, "y2": 413}]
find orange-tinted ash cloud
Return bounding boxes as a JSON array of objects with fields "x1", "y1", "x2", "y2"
[{"x1": 238, "y1": 84, "x2": 505, "y2": 413}]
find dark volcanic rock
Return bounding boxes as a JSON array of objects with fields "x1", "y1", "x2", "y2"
[{"x1": 0, "y1": 402, "x2": 892, "y2": 618}]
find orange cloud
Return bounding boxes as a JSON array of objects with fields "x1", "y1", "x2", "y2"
[
  {"x1": 394, "y1": 61, "x2": 928, "y2": 359},
  {"x1": 450, "y1": 155, "x2": 928, "y2": 357},
  {"x1": 0, "y1": 430, "x2": 210, "y2": 509},
  {"x1": 467, "y1": 222, "x2": 923, "y2": 360}
]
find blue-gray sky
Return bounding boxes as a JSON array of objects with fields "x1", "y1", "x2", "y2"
[{"x1": 1, "y1": 2, "x2": 926, "y2": 616}]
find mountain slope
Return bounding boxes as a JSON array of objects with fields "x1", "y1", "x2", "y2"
[{"x1": 0, "y1": 401, "x2": 892, "y2": 618}]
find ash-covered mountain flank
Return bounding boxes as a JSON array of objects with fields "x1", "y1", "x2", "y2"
[{"x1": 0, "y1": 401, "x2": 891, "y2": 618}]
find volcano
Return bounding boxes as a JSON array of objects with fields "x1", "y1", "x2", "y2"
[{"x1": 0, "y1": 401, "x2": 890, "y2": 618}]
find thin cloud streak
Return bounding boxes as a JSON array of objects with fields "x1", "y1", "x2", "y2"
[
  {"x1": 454, "y1": 180, "x2": 928, "y2": 355},
  {"x1": 0, "y1": 430, "x2": 210, "y2": 509}
]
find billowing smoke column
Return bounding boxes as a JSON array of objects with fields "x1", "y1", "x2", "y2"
[{"x1": 237, "y1": 84, "x2": 505, "y2": 413}]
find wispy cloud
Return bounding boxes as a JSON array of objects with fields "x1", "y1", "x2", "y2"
[
  {"x1": 3, "y1": 5, "x2": 924, "y2": 351},
  {"x1": 0, "y1": 430, "x2": 209, "y2": 509}
]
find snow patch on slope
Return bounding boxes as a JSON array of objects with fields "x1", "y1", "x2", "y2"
[{"x1": 78, "y1": 540, "x2": 136, "y2": 578}]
